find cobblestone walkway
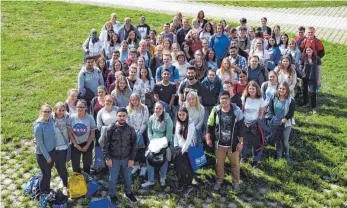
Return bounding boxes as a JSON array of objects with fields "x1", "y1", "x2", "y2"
[{"x1": 67, "y1": 0, "x2": 347, "y2": 44}]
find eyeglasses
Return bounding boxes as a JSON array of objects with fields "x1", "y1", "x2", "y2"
[
  {"x1": 76, "y1": 106, "x2": 86, "y2": 109},
  {"x1": 220, "y1": 97, "x2": 230, "y2": 100}
]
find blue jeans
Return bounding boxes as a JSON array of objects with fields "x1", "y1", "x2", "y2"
[
  {"x1": 108, "y1": 158, "x2": 132, "y2": 196},
  {"x1": 146, "y1": 160, "x2": 168, "y2": 182}
]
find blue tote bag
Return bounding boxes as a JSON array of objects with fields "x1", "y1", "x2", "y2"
[{"x1": 187, "y1": 129, "x2": 207, "y2": 172}]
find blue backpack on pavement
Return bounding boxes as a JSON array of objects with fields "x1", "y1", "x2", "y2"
[
  {"x1": 89, "y1": 198, "x2": 116, "y2": 208},
  {"x1": 24, "y1": 173, "x2": 42, "y2": 196}
]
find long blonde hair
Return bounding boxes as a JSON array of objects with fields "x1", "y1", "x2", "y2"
[
  {"x1": 220, "y1": 57, "x2": 232, "y2": 77},
  {"x1": 115, "y1": 76, "x2": 130, "y2": 97},
  {"x1": 185, "y1": 91, "x2": 201, "y2": 111},
  {"x1": 127, "y1": 93, "x2": 145, "y2": 114}
]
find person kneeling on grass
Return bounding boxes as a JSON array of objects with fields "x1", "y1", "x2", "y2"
[
  {"x1": 206, "y1": 91, "x2": 245, "y2": 191},
  {"x1": 102, "y1": 108, "x2": 138, "y2": 204}
]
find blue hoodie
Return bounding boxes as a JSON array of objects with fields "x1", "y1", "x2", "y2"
[
  {"x1": 34, "y1": 117, "x2": 56, "y2": 161},
  {"x1": 201, "y1": 76, "x2": 224, "y2": 106}
]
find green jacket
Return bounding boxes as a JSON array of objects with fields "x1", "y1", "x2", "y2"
[{"x1": 147, "y1": 112, "x2": 173, "y2": 142}]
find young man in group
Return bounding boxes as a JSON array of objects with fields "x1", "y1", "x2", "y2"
[
  {"x1": 153, "y1": 69, "x2": 177, "y2": 113},
  {"x1": 178, "y1": 66, "x2": 202, "y2": 106},
  {"x1": 206, "y1": 91, "x2": 244, "y2": 192},
  {"x1": 299, "y1": 26, "x2": 325, "y2": 58},
  {"x1": 176, "y1": 18, "x2": 192, "y2": 47},
  {"x1": 136, "y1": 15, "x2": 151, "y2": 39},
  {"x1": 223, "y1": 81, "x2": 242, "y2": 109},
  {"x1": 103, "y1": 108, "x2": 138, "y2": 204},
  {"x1": 161, "y1": 22, "x2": 177, "y2": 43},
  {"x1": 295, "y1": 26, "x2": 306, "y2": 48},
  {"x1": 78, "y1": 55, "x2": 104, "y2": 105},
  {"x1": 155, "y1": 54, "x2": 180, "y2": 86},
  {"x1": 209, "y1": 24, "x2": 230, "y2": 68}
]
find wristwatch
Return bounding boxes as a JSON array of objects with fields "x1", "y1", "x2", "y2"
[{"x1": 239, "y1": 142, "x2": 244, "y2": 145}]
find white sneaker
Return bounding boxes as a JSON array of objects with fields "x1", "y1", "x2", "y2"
[
  {"x1": 131, "y1": 165, "x2": 140, "y2": 175},
  {"x1": 160, "y1": 177, "x2": 166, "y2": 186},
  {"x1": 63, "y1": 187, "x2": 69, "y2": 196},
  {"x1": 141, "y1": 181, "x2": 155, "y2": 188},
  {"x1": 139, "y1": 167, "x2": 147, "y2": 176}
]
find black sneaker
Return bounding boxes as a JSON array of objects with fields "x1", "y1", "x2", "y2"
[
  {"x1": 183, "y1": 186, "x2": 193, "y2": 196},
  {"x1": 109, "y1": 195, "x2": 118, "y2": 204},
  {"x1": 124, "y1": 192, "x2": 137, "y2": 203},
  {"x1": 252, "y1": 161, "x2": 259, "y2": 168},
  {"x1": 176, "y1": 185, "x2": 184, "y2": 192}
]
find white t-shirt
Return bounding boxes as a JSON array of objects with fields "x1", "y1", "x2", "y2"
[
  {"x1": 242, "y1": 97, "x2": 265, "y2": 122},
  {"x1": 173, "y1": 62, "x2": 191, "y2": 81}
]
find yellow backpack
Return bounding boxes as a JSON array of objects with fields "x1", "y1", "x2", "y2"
[{"x1": 68, "y1": 172, "x2": 87, "y2": 198}]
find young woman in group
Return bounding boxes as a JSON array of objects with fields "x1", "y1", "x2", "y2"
[
  {"x1": 274, "y1": 55, "x2": 297, "y2": 97},
  {"x1": 196, "y1": 10, "x2": 208, "y2": 28},
  {"x1": 96, "y1": 57, "x2": 109, "y2": 84},
  {"x1": 182, "y1": 42, "x2": 194, "y2": 62},
  {"x1": 184, "y1": 91, "x2": 205, "y2": 135},
  {"x1": 127, "y1": 31, "x2": 139, "y2": 50},
  {"x1": 149, "y1": 45, "x2": 164, "y2": 77},
  {"x1": 162, "y1": 38, "x2": 172, "y2": 55},
  {"x1": 185, "y1": 30, "x2": 202, "y2": 53},
  {"x1": 111, "y1": 76, "x2": 132, "y2": 107},
  {"x1": 173, "y1": 51, "x2": 191, "y2": 81},
  {"x1": 233, "y1": 71, "x2": 248, "y2": 97},
  {"x1": 127, "y1": 93, "x2": 150, "y2": 176},
  {"x1": 64, "y1": 88, "x2": 78, "y2": 115},
  {"x1": 104, "y1": 34, "x2": 120, "y2": 60},
  {"x1": 300, "y1": 46, "x2": 321, "y2": 114},
  {"x1": 199, "y1": 22, "x2": 213, "y2": 41},
  {"x1": 34, "y1": 104, "x2": 56, "y2": 195},
  {"x1": 142, "y1": 102, "x2": 173, "y2": 188},
  {"x1": 194, "y1": 56, "x2": 208, "y2": 82},
  {"x1": 283, "y1": 39, "x2": 302, "y2": 76},
  {"x1": 173, "y1": 107, "x2": 196, "y2": 195},
  {"x1": 266, "y1": 37, "x2": 281, "y2": 71},
  {"x1": 272, "y1": 25, "x2": 281, "y2": 44},
  {"x1": 261, "y1": 71, "x2": 279, "y2": 106},
  {"x1": 216, "y1": 58, "x2": 233, "y2": 83},
  {"x1": 249, "y1": 38, "x2": 269, "y2": 70},
  {"x1": 96, "y1": 95, "x2": 118, "y2": 146},
  {"x1": 52, "y1": 102, "x2": 70, "y2": 196},
  {"x1": 106, "y1": 60, "x2": 123, "y2": 90},
  {"x1": 278, "y1": 33, "x2": 289, "y2": 56},
  {"x1": 265, "y1": 82, "x2": 295, "y2": 162},
  {"x1": 171, "y1": 43, "x2": 181, "y2": 64},
  {"x1": 241, "y1": 81, "x2": 266, "y2": 168},
  {"x1": 119, "y1": 40, "x2": 129, "y2": 63},
  {"x1": 68, "y1": 100, "x2": 96, "y2": 175},
  {"x1": 206, "y1": 48, "x2": 218, "y2": 69}
]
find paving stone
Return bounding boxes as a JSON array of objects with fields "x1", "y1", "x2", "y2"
[
  {"x1": 7, "y1": 184, "x2": 16, "y2": 191},
  {"x1": 2, "y1": 178, "x2": 12, "y2": 186},
  {"x1": 228, "y1": 202, "x2": 237, "y2": 208},
  {"x1": 268, "y1": 201, "x2": 278, "y2": 207},
  {"x1": 205, "y1": 197, "x2": 213, "y2": 204}
]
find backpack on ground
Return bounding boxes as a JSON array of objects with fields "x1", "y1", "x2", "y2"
[
  {"x1": 68, "y1": 172, "x2": 88, "y2": 199},
  {"x1": 24, "y1": 173, "x2": 41, "y2": 197},
  {"x1": 89, "y1": 198, "x2": 116, "y2": 208}
]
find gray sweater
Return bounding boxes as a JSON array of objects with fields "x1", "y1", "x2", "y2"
[{"x1": 78, "y1": 67, "x2": 105, "y2": 96}]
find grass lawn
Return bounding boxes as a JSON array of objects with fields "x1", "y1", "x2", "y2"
[
  {"x1": 1, "y1": 1, "x2": 347, "y2": 207},
  {"x1": 193, "y1": 0, "x2": 347, "y2": 8}
]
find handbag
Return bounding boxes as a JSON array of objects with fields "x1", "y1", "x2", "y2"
[
  {"x1": 57, "y1": 126, "x2": 71, "y2": 162},
  {"x1": 187, "y1": 144, "x2": 207, "y2": 172}
]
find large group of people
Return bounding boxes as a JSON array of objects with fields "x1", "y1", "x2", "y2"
[{"x1": 33, "y1": 10, "x2": 325, "y2": 204}]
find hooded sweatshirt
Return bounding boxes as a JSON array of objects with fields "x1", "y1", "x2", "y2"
[
  {"x1": 78, "y1": 67, "x2": 105, "y2": 96},
  {"x1": 147, "y1": 112, "x2": 173, "y2": 142},
  {"x1": 201, "y1": 76, "x2": 223, "y2": 106},
  {"x1": 34, "y1": 117, "x2": 56, "y2": 160}
]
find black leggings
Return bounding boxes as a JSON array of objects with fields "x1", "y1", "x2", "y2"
[
  {"x1": 55, "y1": 149, "x2": 68, "y2": 187},
  {"x1": 36, "y1": 149, "x2": 56, "y2": 193},
  {"x1": 303, "y1": 78, "x2": 317, "y2": 108},
  {"x1": 71, "y1": 141, "x2": 94, "y2": 174}
]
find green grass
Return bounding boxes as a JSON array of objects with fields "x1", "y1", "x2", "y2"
[
  {"x1": 2, "y1": 1, "x2": 347, "y2": 207},
  {"x1": 193, "y1": 0, "x2": 347, "y2": 8}
]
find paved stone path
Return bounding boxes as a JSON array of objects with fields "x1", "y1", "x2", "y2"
[{"x1": 66, "y1": 0, "x2": 347, "y2": 44}]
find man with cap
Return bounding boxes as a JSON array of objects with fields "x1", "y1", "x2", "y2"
[
  {"x1": 82, "y1": 28, "x2": 103, "y2": 63},
  {"x1": 103, "y1": 108, "x2": 138, "y2": 204},
  {"x1": 206, "y1": 91, "x2": 244, "y2": 192}
]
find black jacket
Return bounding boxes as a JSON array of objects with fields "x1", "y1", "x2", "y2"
[
  {"x1": 102, "y1": 122, "x2": 138, "y2": 161},
  {"x1": 176, "y1": 26, "x2": 192, "y2": 47}
]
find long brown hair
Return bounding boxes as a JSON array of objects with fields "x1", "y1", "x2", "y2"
[
  {"x1": 278, "y1": 55, "x2": 295, "y2": 77},
  {"x1": 220, "y1": 57, "x2": 232, "y2": 77},
  {"x1": 176, "y1": 107, "x2": 189, "y2": 140},
  {"x1": 276, "y1": 82, "x2": 290, "y2": 98},
  {"x1": 115, "y1": 76, "x2": 130, "y2": 97},
  {"x1": 242, "y1": 80, "x2": 262, "y2": 98}
]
